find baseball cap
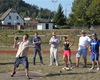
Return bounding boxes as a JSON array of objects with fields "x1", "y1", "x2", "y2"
[{"x1": 81, "y1": 30, "x2": 86, "y2": 34}]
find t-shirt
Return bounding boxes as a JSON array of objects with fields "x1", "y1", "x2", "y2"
[
  {"x1": 16, "y1": 40, "x2": 31, "y2": 58},
  {"x1": 32, "y1": 37, "x2": 41, "y2": 49},
  {"x1": 90, "y1": 38, "x2": 100, "y2": 53},
  {"x1": 79, "y1": 36, "x2": 91, "y2": 49}
]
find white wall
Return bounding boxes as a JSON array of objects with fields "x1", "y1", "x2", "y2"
[
  {"x1": 37, "y1": 23, "x2": 43, "y2": 30},
  {"x1": 2, "y1": 12, "x2": 24, "y2": 26},
  {"x1": 37, "y1": 23, "x2": 53, "y2": 30},
  {"x1": 49, "y1": 23, "x2": 53, "y2": 29}
]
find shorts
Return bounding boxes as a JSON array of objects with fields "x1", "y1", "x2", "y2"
[
  {"x1": 64, "y1": 50, "x2": 71, "y2": 57},
  {"x1": 90, "y1": 52, "x2": 99, "y2": 60},
  {"x1": 76, "y1": 48, "x2": 88, "y2": 58},
  {"x1": 14, "y1": 56, "x2": 29, "y2": 69}
]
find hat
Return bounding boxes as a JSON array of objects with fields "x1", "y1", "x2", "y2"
[
  {"x1": 92, "y1": 33, "x2": 97, "y2": 36},
  {"x1": 81, "y1": 30, "x2": 86, "y2": 34}
]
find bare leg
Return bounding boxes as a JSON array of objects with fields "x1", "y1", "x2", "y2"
[
  {"x1": 84, "y1": 58, "x2": 87, "y2": 67},
  {"x1": 63, "y1": 56, "x2": 68, "y2": 67},
  {"x1": 25, "y1": 68, "x2": 30, "y2": 79},
  {"x1": 76, "y1": 57, "x2": 80, "y2": 67},
  {"x1": 68, "y1": 56, "x2": 72, "y2": 67},
  {"x1": 11, "y1": 66, "x2": 16, "y2": 77},
  {"x1": 96, "y1": 60, "x2": 100, "y2": 68},
  {"x1": 91, "y1": 60, "x2": 95, "y2": 68}
]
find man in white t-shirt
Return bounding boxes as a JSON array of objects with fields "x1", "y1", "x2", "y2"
[{"x1": 76, "y1": 30, "x2": 91, "y2": 67}]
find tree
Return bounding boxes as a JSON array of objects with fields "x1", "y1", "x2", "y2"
[
  {"x1": 86, "y1": 0, "x2": 100, "y2": 26},
  {"x1": 68, "y1": 0, "x2": 100, "y2": 28},
  {"x1": 0, "y1": 0, "x2": 54, "y2": 20},
  {"x1": 53, "y1": 4, "x2": 66, "y2": 26}
]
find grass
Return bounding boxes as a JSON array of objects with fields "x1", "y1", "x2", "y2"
[
  {"x1": 0, "y1": 53, "x2": 100, "y2": 80},
  {"x1": 0, "y1": 29, "x2": 100, "y2": 49}
]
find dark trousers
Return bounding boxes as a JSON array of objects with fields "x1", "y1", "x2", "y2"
[{"x1": 33, "y1": 48, "x2": 43, "y2": 64}]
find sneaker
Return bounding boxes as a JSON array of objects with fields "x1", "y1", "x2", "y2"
[
  {"x1": 49, "y1": 64, "x2": 52, "y2": 66},
  {"x1": 11, "y1": 72, "x2": 16, "y2": 77},
  {"x1": 56, "y1": 64, "x2": 59, "y2": 66},
  {"x1": 97, "y1": 67, "x2": 100, "y2": 70},
  {"x1": 90, "y1": 67, "x2": 94, "y2": 70},
  {"x1": 41, "y1": 62, "x2": 45, "y2": 65}
]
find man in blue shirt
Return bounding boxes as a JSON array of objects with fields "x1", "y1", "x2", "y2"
[
  {"x1": 89, "y1": 33, "x2": 100, "y2": 70},
  {"x1": 32, "y1": 32, "x2": 44, "y2": 65}
]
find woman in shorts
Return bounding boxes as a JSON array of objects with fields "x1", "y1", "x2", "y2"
[{"x1": 63, "y1": 36, "x2": 73, "y2": 69}]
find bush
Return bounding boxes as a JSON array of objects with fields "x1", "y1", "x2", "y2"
[{"x1": 60, "y1": 26, "x2": 71, "y2": 29}]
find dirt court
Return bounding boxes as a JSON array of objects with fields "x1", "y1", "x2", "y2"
[{"x1": 0, "y1": 71, "x2": 44, "y2": 80}]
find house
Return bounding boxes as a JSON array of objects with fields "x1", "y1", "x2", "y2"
[
  {"x1": 37, "y1": 20, "x2": 54, "y2": 30},
  {"x1": 0, "y1": 8, "x2": 24, "y2": 29}
]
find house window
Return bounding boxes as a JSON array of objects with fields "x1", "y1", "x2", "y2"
[
  {"x1": 16, "y1": 16, "x2": 19, "y2": 20},
  {"x1": 9, "y1": 16, "x2": 11, "y2": 19},
  {"x1": 17, "y1": 23, "x2": 20, "y2": 25},
  {"x1": 8, "y1": 23, "x2": 11, "y2": 25},
  {"x1": 45, "y1": 24, "x2": 49, "y2": 29}
]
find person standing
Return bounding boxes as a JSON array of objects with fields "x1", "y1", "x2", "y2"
[
  {"x1": 63, "y1": 36, "x2": 73, "y2": 69},
  {"x1": 76, "y1": 30, "x2": 91, "y2": 67},
  {"x1": 89, "y1": 33, "x2": 100, "y2": 70},
  {"x1": 49, "y1": 32, "x2": 60, "y2": 66},
  {"x1": 32, "y1": 32, "x2": 44, "y2": 65},
  {"x1": 11, "y1": 34, "x2": 34, "y2": 79}
]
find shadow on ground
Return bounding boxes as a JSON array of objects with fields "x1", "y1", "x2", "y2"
[{"x1": 0, "y1": 71, "x2": 44, "y2": 80}]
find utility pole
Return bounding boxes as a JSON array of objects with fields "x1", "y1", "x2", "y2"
[
  {"x1": 65, "y1": 4, "x2": 70, "y2": 19},
  {"x1": 51, "y1": 0, "x2": 57, "y2": 14}
]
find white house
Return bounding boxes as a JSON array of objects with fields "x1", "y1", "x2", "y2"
[
  {"x1": 0, "y1": 8, "x2": 24, "y2": 29},
  {"x1": 37, "y1": 22, "x2": 54, "y2": 30}
]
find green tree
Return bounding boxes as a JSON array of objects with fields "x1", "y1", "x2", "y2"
[
  {"x1": 53, "y1": 4, "x2": 66, "y2": 26},
  {"x1": 86, "y1": 0, "x2": 100, "y2": 26},
  {"x1": 0, "y1": 0, "x2": 54, "y2": 19},
  {"x1": 68, "y1": 0, "x2": 100, "y2": 28}
]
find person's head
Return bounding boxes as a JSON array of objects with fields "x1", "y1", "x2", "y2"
[
  {"x1": 92, "y1": 33, "x2": 97, "y2": 39},
  {"x1": 23, "y1": 34, "x2": 29, "y2": 41},
  {"x1": 81, "y1": 30, "x2": 86, "y2": 36},
  {"x1": 63, "y1": 36, "x2": 67, "y2": 41},
  {"x1": 52, "y1": 32, "x2": 56, "y2": 38},
  {"x1": 34, "y1": 32, "x2": 38, "y2": 37}
]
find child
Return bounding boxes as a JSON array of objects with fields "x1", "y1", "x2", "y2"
[
  {"x1": 89, "y1": 33, "x2": 100, "y2": 70},
  {"x1": 63, "y1": 36, "x2": 73, "y2": 69}
]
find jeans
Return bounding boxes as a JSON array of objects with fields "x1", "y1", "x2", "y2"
[
  {"x1": 33, "y1": 48, "x2": 43, "y2": 64},
  {"x1": 14, "y1": 56, "x2": 28, "y2": 69}
]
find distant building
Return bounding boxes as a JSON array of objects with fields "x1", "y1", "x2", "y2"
[
  {"x1": 37, "y1": 19, "x2": 54, "y2": 30},
  {"x1": 0, "y1": 8, "x2": 24, "y2": 29},
  {"x1": 37, "y1": 22, "x2": 54, "y2": 30}
]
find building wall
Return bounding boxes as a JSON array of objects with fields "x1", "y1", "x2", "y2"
[
  {"x1": 2, "y1": 12, "x2": 24, "y2": 26},
  {"x1": 49, "y1": 23, "x2": 53, "y2": 29},
  {"x1": 37, "y1": 23, "x2": 53, "y2": 30}
]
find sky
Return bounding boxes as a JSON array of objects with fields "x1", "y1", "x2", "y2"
[{"x1": 23, "y1": 0, "x2": 74, "y2": 17}]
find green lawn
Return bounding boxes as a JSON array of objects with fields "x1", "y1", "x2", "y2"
[{"x1": 0, "y1": 53, "x2": 100, "y2": 80}]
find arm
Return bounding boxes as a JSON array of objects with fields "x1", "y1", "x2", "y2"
[
  {"x1": 49, "y1": 38, "x2": 54, "y2": 44},
  {"x1": 88, "y1": 46, "x2": 92, "y2": 52},
  {"x1": 69, "y1": 41, "x2": 73, "y2": 48},
  {"x1": 33, "y1": 37, "x2": 42, "y2": 45},
  {"x1": 99, "y1": 47, "x2": 100, "y2": 55},
  {"x1": 54, "y1": 38, "x2": 60, "y2": 45},
  {"x1": 13, "y1": 39, "x2": 19, "y2": 49}
]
